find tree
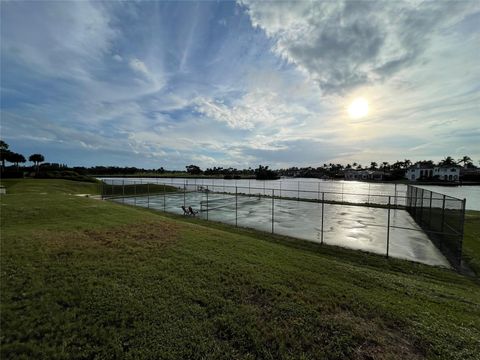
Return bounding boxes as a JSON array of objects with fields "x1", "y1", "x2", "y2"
[
  {"x1": 29, "y1": 153, "x2": 45, "y2": 174},
  {"x1": 369, "y1": 162, "x2": 378, "y2": 170},
  {"x1": 457, "y1": 156, "x2": 472, "y2": 167},
  {"x1": 9, "y1": 152, "x2": 26, "y2": 170},
  {"x1": 403, "y1": 159, "x2": 412, "y2": 169},
  {"x1": 439, "y1": 156, "x2": 455, "y2": 166},
  {"x1": 0, "y1": 140, "x2": 10, "y2": 170},
  {"x1": 185, "y1": 164, "x2": 202, "y2": 175},
  {"x1": 255, "y1": 165, "x2": 279, "y2": 180},
  {"x1": 381, "y1": 161, "x2": 390, "y2": 173}
]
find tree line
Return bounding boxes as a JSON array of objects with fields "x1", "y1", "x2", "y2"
[
  {"x1": 0, "y1": 140, "x2": 45, "y2": 174},
  {"x1": 0, "y1": 139, "x2": 477, "y2": 181}
]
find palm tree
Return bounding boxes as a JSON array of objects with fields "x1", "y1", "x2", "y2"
[
  {"x1": 29, "y1": 153, "x2": 45, "y2": 174},
  {"x1": 370, "y1": 162, "x2": 378, "y2": 170},
  {"x1": 439, "y1": 156, "x2": 455, "y2": 166},
  {"x1": 457, "y1": 156, "x2": 472, "y2": 167}
]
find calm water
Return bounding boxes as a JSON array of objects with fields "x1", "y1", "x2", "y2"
[
  {"x1": 98, "y1": 177, "x2": 479, "y2": 210},
  {"x1": 417, "y1": 185, "x2": 479, "y2": 211}
]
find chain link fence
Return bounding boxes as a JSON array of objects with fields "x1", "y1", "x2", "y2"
[
  {"x1": 406, "y1": 185, "x2": 466, "y2": 269},
  {"x1": 100, "y1": 180, "x2": 466, "y2": 270}
]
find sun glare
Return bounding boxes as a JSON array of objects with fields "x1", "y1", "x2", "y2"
[{"x1": 348, "y1": 98, "x2": 369, "y2": 119}]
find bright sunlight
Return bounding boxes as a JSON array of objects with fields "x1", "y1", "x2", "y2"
[{"x1": 348, "y1": 97, "x2": 369, "y2": 119}]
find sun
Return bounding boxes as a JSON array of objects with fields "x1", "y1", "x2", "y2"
[{"x1": 348, "y1": 97, "x2": 369, "y2": 119}]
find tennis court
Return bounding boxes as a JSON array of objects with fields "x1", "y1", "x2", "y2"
[{"x1": 115, "y1": 190, "x2": 450, "y2": 268}]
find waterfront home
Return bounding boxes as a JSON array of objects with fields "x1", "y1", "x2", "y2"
[
  {"x1": 405, "y1": 163, "x2": 434, "y2": 181},
  {"x1": 405, "y1": 163, "x2": 460, "y2": 181},
  {"x1": 434, "y1": 166, "x2": 460, "y2": 181}
]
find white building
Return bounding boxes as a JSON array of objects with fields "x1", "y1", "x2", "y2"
[
  {"x1": 405, "y1": 163, "x2": 460, "y2": 181},
  {"x1": 405, "y1": 164, "x2": 434, "y2": 181},
  {"x1": 434, "y1": 166, "x2": 460, "y2": 181}
]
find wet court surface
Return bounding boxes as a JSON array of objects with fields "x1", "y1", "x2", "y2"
[{"x1": 114, "y1": 192, "x2": 450, "y2": 268}]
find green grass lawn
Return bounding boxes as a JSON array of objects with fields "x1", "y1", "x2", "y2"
[
  {"x1": 463, "y1": 210, "x2": 480, "y2": 275},
  {"x1": 1, "y1": 179, "x2": 479, "y2": 359}
]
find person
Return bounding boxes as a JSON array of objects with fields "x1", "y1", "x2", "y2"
[{"x1": 188, "y1": 206, "x2": 198, "y2": 216}]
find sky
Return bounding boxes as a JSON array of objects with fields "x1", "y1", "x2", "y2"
[{"x1": 1, "y1": 0, "x2": 479, "y2": 169}]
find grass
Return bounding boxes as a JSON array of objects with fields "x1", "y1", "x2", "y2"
[
  {"x1": 463, "y1": 211, "x2": 480, "y2": 275},
  {"x1": 1, "y1": 179, "x2": 479, "y2": 359}
]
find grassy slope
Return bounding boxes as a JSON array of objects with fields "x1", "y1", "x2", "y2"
[
  {"x1": 463, "y1": 211, "x2": 480, "y2": 275},
  {"x1": 1, "y1": 179, "x2": 479, "y2": 360}
]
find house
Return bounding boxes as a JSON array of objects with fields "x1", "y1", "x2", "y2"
[
  {"x1": 434, "y1": 166, "x2": 460, "y2": 181},
  {"x1": 405, "y1": 163, "x2": 435, "y2": 181},
  {"x1": 345, "y1": 170, "x2": 383, "y2": 181},
  {"x1": 405, "y1": 163, "x2": 460, "y2": 182}
]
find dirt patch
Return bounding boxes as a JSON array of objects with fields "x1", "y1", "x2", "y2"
[{"x1": 40, "y1": 221, "x2": 179, "y2": 253}]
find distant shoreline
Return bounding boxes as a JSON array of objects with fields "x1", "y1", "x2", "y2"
[{"x1": 94, "y1": 174, "x2": 480, "y2": 186}]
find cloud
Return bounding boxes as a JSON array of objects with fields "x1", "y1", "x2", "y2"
[
  {"x1": 194, "y1": 90, "x2": 309, "y2": 130},
  {"x1": 129, "y1": 58, "x2": 151, "y2": 77},
  {"x1": 240, "y1": 0, "x2": 479, "y2": 94},
  {"x1": 1, "y1": 1, "x2": 117, "y2": 80}
]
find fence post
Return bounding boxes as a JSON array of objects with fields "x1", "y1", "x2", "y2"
[
  {"x1": 271, "y1": 189, "x2": 275, "y2": 234},
  {"x1": 280, "y1": 182, "x2": 282, "y2": 198},
  {"x1": 413, "y1": 187, "x2": 417, "y2": 219},
  {"x1": 441, "y1": 195, "x2": 446, "y2": 233},
  {"x1": 206, "y1": 186, "x2": 209, "y2": 220},
  {"x1": 134, "y1": 181, "x2": 137, "y2": 206},
  {"x1": 297, "y1": 181, "x2": 300, "y2": 200},
  {"x1": 147, "y1": 183, "x2": 150, "y2": 208},
  {"x1": 458, "y1": 198, "x2": 467, "y2": 268},
  {"x1": 386, "y1": 196, "x2": 391, "y2": 258},
  {"x1": 321, "y1": 192, "x2": 325, "y2": 244},
  {"x1": 419, "y1": 188, "x2": 424, "y2": 225},
  {"x1": 235, "y1": 186, "x2": 238, "y2": 227},
  {"x1": 367, "y1": 183, "x2": 370, "y2": 204},
  {"x1": 163, "y1": 183, "x2": 166, "y2": 212},
  {"x1": 428, "y1": 191, "x2": 433, "y2": 226},
  {"x1": 394, "y1": 183, "x2": 397, "y2": 207},
  {"x1": 122, "y1": 179, "x2": 125, "y2": 203},
  {"x1": 341, "y1": 182, "x2": 344, "y2": 203}
]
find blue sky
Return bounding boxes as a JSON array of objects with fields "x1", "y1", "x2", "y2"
[{"x1": 1, "y1": 1, "x2": 479, "y2": 169}]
